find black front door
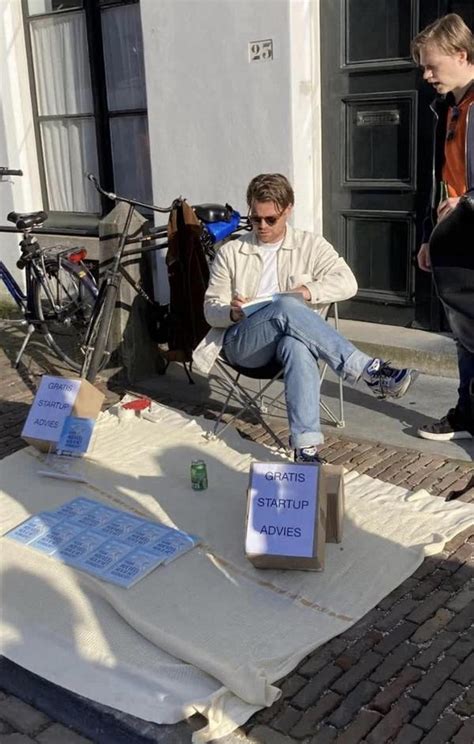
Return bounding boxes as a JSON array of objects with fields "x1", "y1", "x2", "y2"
[{"x1": 320, "y1": 0, "x2": 473, "y2": 329}]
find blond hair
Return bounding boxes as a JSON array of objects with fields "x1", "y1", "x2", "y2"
[
  {"x1": 411, "y1": 13, "x2": 474, "y2": 65},
  {"x1": 246, "y1": 174, "x2": 294, "y2": 210}
]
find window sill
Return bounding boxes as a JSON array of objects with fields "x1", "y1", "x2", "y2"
[{"x1": 42, "y1": 212, "x2": 101, "y2": 237}]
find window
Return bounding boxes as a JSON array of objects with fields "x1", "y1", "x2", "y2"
[{"x1": 24, "y1": 0, "x2": 152, "y2": 230}]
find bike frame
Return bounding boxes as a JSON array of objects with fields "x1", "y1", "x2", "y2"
[
  {"x1": 1, "y1": 233, "x2": 98, "y2": 369},
  {"x1": 80, "y1": 173, "x2": 250, "y2": 382},
  {"x1": 0, "y1": 250, "x2": 50, "y2": 322},
  {"x1": 0, "y1": 261, "x2": 27, "y2": 309},
  {"x1": 98, "y1": 218, "x2": 249, "y2": 312},
  {"x1": 2, "y1": 166, "x2": 101, "y2": 370}
]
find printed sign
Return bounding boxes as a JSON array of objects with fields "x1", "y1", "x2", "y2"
[
  {"x1": 246, "y1": 462, "x2": 318, "y2": 558},
  {"x1": 57, "y1": 416, "x2": 95, "y2": 455},
  {"x1": 21, "y1": 376, "x2": 81, "y2": 443}
]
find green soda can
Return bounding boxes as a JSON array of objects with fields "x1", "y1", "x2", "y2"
[{"x1": 191, "y1": 459, "x2": 208, "y2": 490}]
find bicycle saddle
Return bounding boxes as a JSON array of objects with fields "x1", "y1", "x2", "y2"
[
  {"x1": 7, "y1": 210, "x2": 48, "y2": 230},
  {"x1": 193, "y1": 203, "x2": 234, "y2": 223}
]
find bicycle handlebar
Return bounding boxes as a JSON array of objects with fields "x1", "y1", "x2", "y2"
[
  {"x1": 0, "y1": 167, "x2": 23, "y2": 176},
  {"x1": 86, "y1": 173, "x2": 175, "y2": 213}
]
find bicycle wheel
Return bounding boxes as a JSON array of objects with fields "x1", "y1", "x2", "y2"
[
  {"x1": 33, "y1": 258, "x2": 98, "y2": 372},
  {"x1": 80, "y1": 277, "x2": 119, "y2": 383}
]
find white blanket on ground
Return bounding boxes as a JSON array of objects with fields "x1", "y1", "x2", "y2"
[{"x1": 1, "y1": 404, "x2": 473, "y2": 742}]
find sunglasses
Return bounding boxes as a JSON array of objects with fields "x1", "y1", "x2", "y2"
[
  {"x1": 249, "y1": 212, "x2": 283, "y2": 226},
  {"x1": 446, "y1": 105, "x2": 460, "y2": 141}
]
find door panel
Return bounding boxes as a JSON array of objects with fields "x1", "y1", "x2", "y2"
[
  {"x1": 320, "y1": 0, "x2": 472, "y2": 328},
  {"x1": 342, "y1": 210, "x2": 415, "y2": 304},
  {"x1": 343, "y1": 92, "x2": 416, "y2": 188},
  {"x1": 342, "y1": 0, "x2": 415, "y2": 70}
]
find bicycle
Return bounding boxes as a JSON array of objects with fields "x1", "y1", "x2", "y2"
[
  {"x1": 0, "y1": 167, "x2": 99, "y2": 371},
  {"x1": 80, "y1": 173, "x2": 249, "y2": 383}
]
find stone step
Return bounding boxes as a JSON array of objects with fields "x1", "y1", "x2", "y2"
[{"x1": 340, "y1": 320, "x2": 457, "y2": 378}]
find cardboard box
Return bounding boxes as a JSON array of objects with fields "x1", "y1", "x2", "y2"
[
  {"x1": 244, "y1": 462, "x2": 321, "y2": 570},
  {"x1": 21, "y1": 375, "x2": 105, "y2": 453},
  {"x1": 245, "y1": 462, "x2": 344, "y2": 571},
  {"x1": 324, "y1": 464, "x2": 345, "y2": 543}
]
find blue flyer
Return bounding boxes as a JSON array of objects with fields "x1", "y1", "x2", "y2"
[
  {"x1": 57, "y1": 416, "x2": 95, "y2": 455},
  {"x1": 57, "y1": 530, "x2": 108, "y2": 567},
  {"x1": 5, "y1": 512, "x2": 61, "y2": 545},
  {"x1": 29, "y1": 522, "x2": 84, "y2": 555},
  {"x1": 2, "y1": 497, "x2": 201, "y2": 588},
  {"x1": 78, "y1": 539, "x2": 132, "y2": 577},
  {"x1": 51, "y1": 497, "x2": 98, "y2": 520},
  {"x1": 103, "y1": 548, "x2": 165, "y2": 588},
  {"x1": 123, "y1": 522, "x2": 172, "y2": 548},
  {"x1": 146, "y1": 530, "x2": 200, "y2": 564},
  {"x1": 70, "y1": 505, "x2": 117, "y2": 530},
  {"x1": 99, "y1": 513, "x2": 145, "y2": 539}
]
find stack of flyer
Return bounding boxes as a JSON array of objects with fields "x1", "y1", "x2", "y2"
[{"x1": 4, "y1": 497, "x2": 201, "y2": 588}]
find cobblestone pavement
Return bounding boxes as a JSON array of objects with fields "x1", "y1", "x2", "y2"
[{"x1": 0, "y1": 324, "x2": 473, "y2": 744}]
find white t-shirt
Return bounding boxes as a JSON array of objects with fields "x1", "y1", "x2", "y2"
[{"x1": 256, "y1": 239, "x2": 283, "y2": 297}]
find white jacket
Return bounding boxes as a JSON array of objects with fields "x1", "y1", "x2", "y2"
[{"x1": 193, "y1": 224, "x2": 358, "y2": 373}]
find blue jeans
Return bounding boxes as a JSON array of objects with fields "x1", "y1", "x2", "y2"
[
  {"x1": 443, "y1": 305, "x2": 474, "y2": 423},
  {"x1": 222, "y1": 296, "x2": 371, "y2": 447},
  {"x1": 429, "y1": 203, "x2": 474, "y2": 425}
]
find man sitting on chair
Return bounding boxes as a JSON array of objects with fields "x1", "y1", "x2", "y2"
[{"x1": 193, "y1": 173, "x2": 418, "y2": 464}]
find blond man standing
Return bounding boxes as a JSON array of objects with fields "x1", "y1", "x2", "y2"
[{"x1": 411, "y1": 14, "x2": 474, "y2": 441}]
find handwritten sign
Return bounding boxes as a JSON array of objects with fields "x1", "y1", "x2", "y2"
[
  {"x1": 22, "y1": 376, "x2": 82, "y2": 443},
  {"x1": 246, "y1": 462, "x2": 319, "y2": 558}
]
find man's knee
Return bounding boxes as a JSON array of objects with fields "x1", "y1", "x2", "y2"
[
  {"x1": 276, "y1": 335, "x2": 315, "y2": 362},
  {"x1": 272, "y1": 294, "x2": 305, "y2": 314},
  {"x1": 277, "y1": 335, "x2": 299, "y2": 354}
]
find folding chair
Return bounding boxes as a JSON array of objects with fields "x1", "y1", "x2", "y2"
[{"x1": 208, "y1": 303, "x2": 345, "y2": 449}]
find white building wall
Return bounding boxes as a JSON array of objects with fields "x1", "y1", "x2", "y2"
[
  {"x1": 140, "y1": 0, "x2": 321, "y2": 231},
  {"x1": 0, "y1": 0, "x2": 42, "y2": 299},
  {"x1": 141, "y1": 0, "x2": 322, "y2": 303},
  {"x1": 0, "y1": 0, "x2": 323, "y2": 306}
]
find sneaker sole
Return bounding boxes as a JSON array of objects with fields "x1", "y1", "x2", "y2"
[{"x1": 417, "y1": 429, "x2": 473, "y2": 441}]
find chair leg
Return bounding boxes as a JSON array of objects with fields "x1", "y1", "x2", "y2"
[
  {"x1": 209, "y1": 366, "x2": 288, "y2": 449},
  {"x1": 211, "y1": 380, "x2": 260, "y2": 439},
  {"x1": 337, "y1": 375, "x2": 345, "y2": 428},
  {"x1": 318, "y1": 302, "x2": 345, "y2": 428},
  {"x1": 210, "y1": 366, "x2": 240, "y2": 436},
  {"x1": 320, "y1": 398, "x2": 344, "y2": 428},
  {"x1": 256, "y1": 379, "x2": 268, "y2": 413},
  {"x1": 215, "y1": 380, "x2": 287, "y2": 447}
]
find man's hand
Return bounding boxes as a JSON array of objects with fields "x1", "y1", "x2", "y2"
[
  {"x1": 437, "y1": 196, "x2": 460, "y2": 222},
  {"x1": 230, "y1": 293, "x2": 248, "y2": 322},
  {"x1": 289, "y1": 284, "x2": 311, "y2": 301},
  {"x1": 417, "y1": 243, "x2": 432, "y2": 272}
]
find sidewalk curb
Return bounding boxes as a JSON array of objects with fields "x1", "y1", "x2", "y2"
[
  {"x1": 0, "y1": 658, "x2": 197, "y2": 744},
  {"x1": 352, "y1": 339, "x2": 458, "y2": 379}
]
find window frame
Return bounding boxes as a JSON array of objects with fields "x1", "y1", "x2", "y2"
[{"x1": 22, "y1": 0, "x2": 148, "y2": 235}]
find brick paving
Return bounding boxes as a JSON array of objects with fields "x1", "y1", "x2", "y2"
[{"x1": 0, "y1": 322, "x2": 473, "y2": 743}]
